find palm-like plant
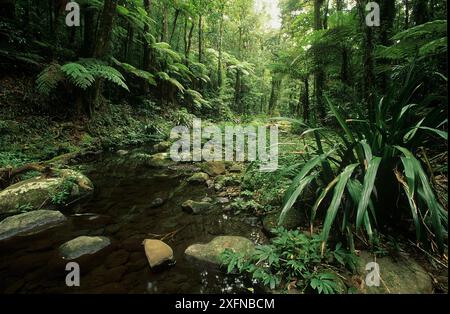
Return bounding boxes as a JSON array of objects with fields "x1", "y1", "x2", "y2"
[{"x1": 279, "y1": 67, "x2": 448, "y2": 253}]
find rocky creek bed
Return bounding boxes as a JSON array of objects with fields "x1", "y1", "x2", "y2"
[{"x1": 0, "y1": 147, "x2": 268, "y2": 293}]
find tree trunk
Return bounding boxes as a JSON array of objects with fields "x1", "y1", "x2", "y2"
[
  {"x1": 341, "y1": 47, "x2": 349, "y2": 84},
  {"x1": 123, "y1": 22, "x2": 134, "y2": 61},
  {"x1": 303, "y1": 76, "x2": 310, "y2": 122},
  {"x1": 217, "y1": 10, "x2": 224, "y2": 92},
  {"x1": 357, "y1": 0, "x2": 376, "y2": 122},
  {"x1": 161, "y1": 3, "x2": 168, "y2": 42},
  {"x1": 314, "y1": 0, "x2": 326, "y2": 121},
  {"x1": 185, "y1": 18, "x2": 195, "y2": 62},
  {"x1": 404, "y1": 0, "x2": 410, "y2": 28},
  {"x1": 198, "y1": 14, "x2": 203, "y2": 63},
  {"x1": 82, "y1": 6, "x2": 97, "y2": 57},
  {"x1": 169, "y1": 9, "x2": 180, "y2": 44},
  {"x1": 89, "y1": 0, "x2": 117, "y2": 117},
  {"x1": 268, "y1": 77, "x2": 282, "y2": 116},
  {"x1": 413, "y1": 0, "x2": 429, "y2": 25}
]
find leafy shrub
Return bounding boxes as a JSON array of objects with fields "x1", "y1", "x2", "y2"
[
  {"x1": 279, "y1": 68, "x2": 448, "y2": 252},
  {"x1": 220, "y1": 228, "x2": 356, "y2": 294},
  {"x1": 49, "y1": 177, "x2": 77, "y2": 205}
]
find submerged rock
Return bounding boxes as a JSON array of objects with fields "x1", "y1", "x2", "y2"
[
  {"x1": 116, "y1": 150, "x2": 129, "y2": 156},
  {"x1": 0, "y1": 169, "x2": 93, "y2": 215},
  {"x1": 185, "y1": 236, "x2": 255, "y2": 266},
  {"x1": 181, "y1": 200, "x2": 212, "y2": 214},
  {"x1": 0, "y1": 210, "x2": 66, "y2": 241},
  {"x1": 356, "y1": 251, "x2": 433, "y2": 294},
  {"x1": 145, "y1": 153, "x2": 174, "y2": 168},
  {"x1": 59, "y1": 236, "x2": 111, "y2": 260},
  {"x1": 150, "y1": 198, "x2": 165, "y2": 208},
  {"x1": 187, "y1": 172, "x2": 209, "y2": 184},
  {"x1": 143, "y1": 239, "x2": 174, "y2": 268}
]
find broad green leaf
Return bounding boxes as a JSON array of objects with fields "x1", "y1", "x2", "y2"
[
  {"x1": 321, "y1": 164, "x2": 358, "y2": 244},
  {"x1": 356, "y1": 157, "x2": 382, "y2": 230}
]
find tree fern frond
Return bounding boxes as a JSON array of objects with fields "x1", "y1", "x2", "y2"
[
  {"x1": 60, "y1": 62, "x2": 95, "y2": 89},
  {"x1": 36, "y1": 63, "x2": 64, "y2": 95}
]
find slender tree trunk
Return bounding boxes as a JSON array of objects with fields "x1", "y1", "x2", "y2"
[
  {"x1": 185, "y1": 18, "x2": 195, "y2": 62},
  {"x1": 161, "y1": 3, "x2": 168, "y2": 42},
  {"x1": 169, "y1": 9, "x2": 180, "y2": 44},
  {"x1": 48, "y1": 0, "x2": 53, "y2": 34},
  {"x1": 314, "y1": 0, "x2": 326, "y2": 121},
  {"x1": 268, "y1": 76, "x2": 282, "y2": 116},
  {"x1": 379, "y1": 0, "x2": 396, "y2": 93},
  {"x1": 142, "y1": 0, "x2": 153, "y2": 93},
  {"x1": 357, "y1": 0, "x2": 376, "y2": 122},
  {"x1": 303, "y1": 76, "x2": 310, "y2": 122},
  {"x1": 198, "y1": 14, "x2": 203, "y2": 63},
  {"x1": 413, "y1": 0, "x2": 429, "y2": 25},
  {"x1": 323, "y1": 0, "x2": 330, "y2": 29},
  {"x1": 82, "y1": 6, "x2": 97, "y2": 57},
  {"x1": 89, "y1": 0, "x2": 117, "y2": 117},
  {"x1": 217, "y1": 9, "x2": 224, "y2": 92},
  {"x1": 341, "y1": 47, "x2": 349, "y2": 84},
  {"x1": 123, "y1": 22, "x2": 134, "y2": 61},
  {"x1": 404, "y1": 0, "x2": 410, "y2": 28}
]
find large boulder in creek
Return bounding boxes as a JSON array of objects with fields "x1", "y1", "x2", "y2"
[
  {"x1": 143, "y1": 239, "x2": 175, "y2": 268},
  {"x1": 185, "y1": 236, "x2": 255, "y2": 266},
  {"x1": 181, "y1": 200, "x2": 212, "y2": 214},
  {"x1": 59, "y1": 236, "x2": 111, "y2": 260},
  {"x1": 0, "y1": 169, "x2": 93, "y2": 215},
  {"x1": 356, "y1": 251, "x2": 433, "y2": 294},
  {"x1": 0, "y1": 210, "x2": 66, "y2": 241}
]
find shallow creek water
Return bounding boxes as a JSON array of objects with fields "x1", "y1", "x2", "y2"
[{"x1": 0, "y1": 149, "x2": 267, "y2": 294}]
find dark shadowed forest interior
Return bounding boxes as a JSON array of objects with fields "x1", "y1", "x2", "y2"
[{"x1": 0, "y1": 0, "x2": 448, "y2": 295}]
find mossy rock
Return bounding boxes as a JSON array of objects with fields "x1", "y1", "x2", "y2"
[
  {"x1": 201, "y1": 161, "x2": 226, "y2": 176},
  {"x1": 185, "y1": 236, "x2": 255, "y2": 266},
  {"x1": 145, "y1": 153, "x2": 174, "y2": 168},
  {"x1": 181, "y1": 200, "x2": 212, "y2": 214},
  {"x1": 59, "y1": 236, "x2": 111, "y2": 260},
  {"x1": 262, "y1": 209, "x2": 303, "y2": 235},
  {"x1": 187, "y1": 172, "x2": 209, "y2": 184},
  {"x1": 0, "y1": 169, "x2": 93, "y2": 215},
  {"x1": 356, "y1": 251, "x2": 433, "y2": 294},
  {"x1": 0, "y1": 210, "x2": 66, "y2": 241}
]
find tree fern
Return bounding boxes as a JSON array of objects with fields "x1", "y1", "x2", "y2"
[
  {"x1": 60, "y1": 62, "x2": 96, "y2": 89},
  {"x1": 36, "y1": 59, "x2": 129, "y2": 95},
  {"x1": 112, "y1": 57, "x2": 156, "y2": 86},
  {"x1": 36, "y1": 63, "x2": 64, "y2": 95}
]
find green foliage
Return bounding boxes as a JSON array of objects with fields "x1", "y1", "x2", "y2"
[
  {"x1": 220, "y1": 228, "x2": 351, "y2": 294},
  {"x1": 377, "y1": 20, "x2": 448, "y2": 60},
  {"x1": 37, "y1": 59, "x2": 129, "y2": 96},
  {"x1": 49, "y1": 177, "x2": 77, "y2": 205},
  {"x1": 279, "y1": 69, "x2": 448, "y2": 252}
]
